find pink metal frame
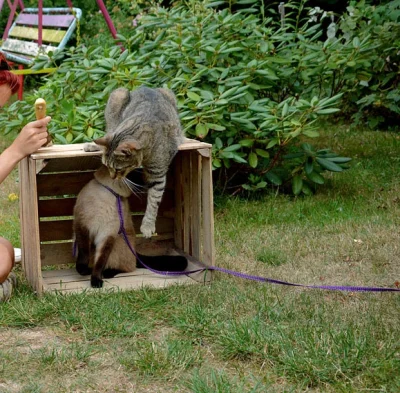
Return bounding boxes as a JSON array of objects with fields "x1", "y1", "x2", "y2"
[
  {"x1": 38, "y1": 0, "x2": 42, "y2": 45},
  {"x1": 2, "y1": 0, "x2": 119, "y2": 43},
  {"x1": 96, "y1": 0, "x2": 117, "y2": 39},
  {"x1": 2, "y1": 0, "x2": 121, "y2": 99},
  {"x1": 2, "y1": 0, "x2": 25, "y2": 40}
]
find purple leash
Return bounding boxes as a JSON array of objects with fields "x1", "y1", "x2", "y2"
[{"x1": 100, "y1": 185, "x2": 400, "y2": 293}]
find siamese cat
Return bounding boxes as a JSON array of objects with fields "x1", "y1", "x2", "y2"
[
  {"x1": 73, "y1": 165, "x2": 187, "y2": 288},
  {"x1": 84, "y1": 86, "x2": 185, "y2": 238}
]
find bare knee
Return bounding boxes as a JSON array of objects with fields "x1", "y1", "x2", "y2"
[{"x1": 0, "y1": 237, "x2": 14, "y2": 283}]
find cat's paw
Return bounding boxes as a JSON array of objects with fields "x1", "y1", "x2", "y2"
[
  {"x1": 90, "y1": 276, "x2": 104, "y2": 288},
  {"x1": 76, "y1": 263, "x2": 92, "y2": 276},
  {"x1": 84, "y1": 142, "x2": 101, "y2": 152},
  {"x1": 140, "y1": 220, "x2": 156, "y2": 238}
]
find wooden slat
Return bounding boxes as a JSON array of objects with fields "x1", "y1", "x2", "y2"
[
  {"x1": 16, "y1": 13, "x2": 75, "y2": 28},
  {"x1": 39, "y1": 219, "x2": 73, "y2": 241},
  {"x1": 37, "y1": 156, "x2": 102, "y2": 174},
  {"x1": 37, "y1": 192, "x2": 173, "y2": 218},
  {"x1": 42, "y1": 268, "x2": 155, "y2": 281},
  {"x1": 173, "y1": 153, "x2": 183, "y2": 249},
  {"x1": 180, "y1": 138, "x2": 212, "y2": 150},
  {"x1": 10, "y1": 26, "x2": 66, "y2": 43},
  {"x1": 190, "y1": 151, "x2": 201, "y2": 260},
  {"x1": 41, "y1": 255, "x2": 210, "y2": 293},
  {"x1": 40, "y1": 237, "x2": 175, "y2": 267},
  {"x1": 39, "y1": 216, "x2": 175, "y2": 242},
  {"x1": 38, "y1": 197, "x2": 77, "y2": 217},
  {"x1": 41, "y1": 246, "x2": 197, "y2": 277},
  {"x1": 2, "y1": 38, "x2": 57, "y2": 57},
  {"x1": 38, "y1": 196, "x2": 149, "y2": 218},
  {"x1": 32, "y1": 145, "x2": 101, "y2": 160},
  {"x1": 37, "y1": 172, "x2": 94, "y2": 196},
  {"x1": 19, "y1": 157, "x2": 43, "y2": 294},
  {"x1": 31, "y1": 140, "x2": 212, "y2": 160},
  {"x1": 41, "y1": 242, "x2": 75, "y2": 266},
  {"x1": 42, "y1": 272, "x2": 197, "y2": 293},
  {"x1": 182, "y1": 152, "x2": 191, "y2": 254},
  {"x1": 200, "y1": 148, "x2": 215, "y2": 267}
]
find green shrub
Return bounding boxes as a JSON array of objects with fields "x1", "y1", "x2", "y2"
[
  {"x1": 338, "y1": 0, "x2": 400, "y2": 129},
  {"x1": 1, "y1": 0, "x2": 358, "y2": 195}
]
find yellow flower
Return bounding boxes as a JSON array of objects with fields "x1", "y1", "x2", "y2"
[{"x1": 8, "y1": 193, "x2": 19, "y2": 202}]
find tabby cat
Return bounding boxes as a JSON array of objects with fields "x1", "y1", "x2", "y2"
[
  {"x1": 73, "y1": 165, "x2": 187, "y2": 288},
  {"x1": 85, "y1": 86, "x2": 185, "y2": 238}
]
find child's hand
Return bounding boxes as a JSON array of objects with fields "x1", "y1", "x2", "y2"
[{"x1": 10, "y1": 116, "x2": 51, "y2": 159}]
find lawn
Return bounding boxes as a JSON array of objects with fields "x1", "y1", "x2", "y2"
[{"x1": 0, "y1": 124, "x2": 399, "y2": 393}]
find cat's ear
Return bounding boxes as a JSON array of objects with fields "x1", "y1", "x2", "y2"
[
  {"x1": 94, "y1": 136, "x2": 110, "y2": 149},
  {"x1": 157, "y1": 88, "x2": 177, "y2": 106},
  {"x1": 115, "y1": 140, "x2": 141, "y2": 157}
]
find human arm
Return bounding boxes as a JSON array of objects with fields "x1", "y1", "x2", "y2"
[{"x1": 0, "y1": 116, "x2": 51, "y2": 185}]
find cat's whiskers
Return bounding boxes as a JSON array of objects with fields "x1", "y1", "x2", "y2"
[
  {"x1": 123, "y1": 177, "x2": 146, "y2": 196},
  {"x1": 124, "y1": 177, "x2": 147, "y2": 190}
]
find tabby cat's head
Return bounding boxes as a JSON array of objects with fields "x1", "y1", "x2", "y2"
[{"x1": 94, "y1": 136, "x2": 143, "y2": 179}]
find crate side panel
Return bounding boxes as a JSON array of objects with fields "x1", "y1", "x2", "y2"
[
  {"x1": 19, "y1": 158, "x2": 43, "y2": 294},
  {"x1": 200, "y1": 149, "x2": 215, "y2": 267},
  {"x1": 41, "y1": 242, "x2": 75, "y2": 266},
  {"x1": 38, "y1": 195, "x2": 174, "y2": 219},
  {"x1": 173, "y1": 154, "x2": 183, "y2": 250},
  {"x1": 40, "y1": 219, "x2": 73, "y2": 241},
  {"x1": 190, "y1": 151, "x2": 202, "y2": 260},
  {"x1": 38, "y1": 156, "x2": 102, "y2": 173},
  {"x1": 37, "y1": 172, "x2": 94, "y2": 196},
  {"x1": 182, "y1": 152, "x2": 191, "y2": 254},
  {"x1": 38, "y1": 197, "x2": 76, "y2": 217}
]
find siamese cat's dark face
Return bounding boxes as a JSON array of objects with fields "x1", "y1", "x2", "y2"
[{"x1": 94, "y1": 137, "x2": 143, "y2": 179}]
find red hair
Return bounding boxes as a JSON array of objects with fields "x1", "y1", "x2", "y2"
[{"x1": 0, "y1": 53, "x2": 21, "y2": 94}]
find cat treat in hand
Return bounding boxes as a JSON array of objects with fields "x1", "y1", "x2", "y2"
[{"x1": 34, "y1": 97, "x2": 52, "y2": 146}]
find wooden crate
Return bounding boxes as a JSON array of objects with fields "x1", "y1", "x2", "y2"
[{"x1": 18, "y1": 139, "x2": 214, "y2": 295}]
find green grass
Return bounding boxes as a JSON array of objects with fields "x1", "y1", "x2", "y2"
[{"x1": 0, "y1": 124, "x2": 399, "y2": 392}]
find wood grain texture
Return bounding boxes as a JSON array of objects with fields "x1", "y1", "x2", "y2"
[
  {"x1": 201, "y1": 149, "x2": 215, "y2": 267},
  {"x1": 16, "y1": 13, "x2": 75, "y2": 28},
  {"x1": 10, "y1": 26, "x2": 66, "y2": 43},
  {"x1": 19, "y1": 157, "x2": 43, "y2": 294},
  {"x1": 2, "y1": 38, "x2": 57, "y2": 57},
  {"x1": 182, "y1": 151, "x2": 191, "y2": 254},
  {"x1": 190, "y1": 151, "x2": 201, "y2": 260}
]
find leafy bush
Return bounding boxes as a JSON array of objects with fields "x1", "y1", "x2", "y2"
[
  {"x1": 337, "y1": 0, "x2": 400, "y2": 129},
  {"x1": 1, "y1": 0, "x2": 358, "y2": 195}
]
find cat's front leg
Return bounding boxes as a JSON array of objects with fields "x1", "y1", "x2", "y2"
[
  {"x1": 74, "y1": 223, "x2": 92, "y2": 275},
  {"x1": 91, "y1": 235, "x2": 115, "y2": 288},
  {"x1": 141, "y1": 175, "x2": 167, "y2": 238}
]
